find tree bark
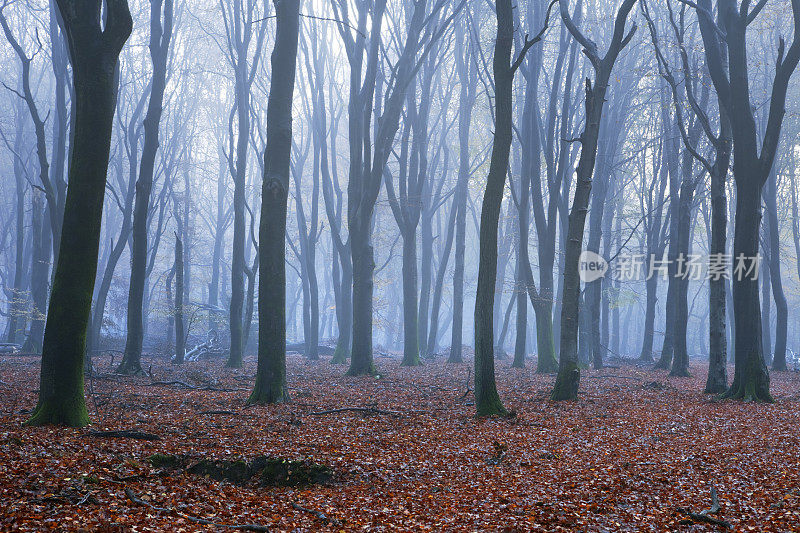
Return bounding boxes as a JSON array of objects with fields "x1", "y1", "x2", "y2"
[
  {"x1": 119, "y1": 0, "x2": 174, "y2": 375},
  {"x1": 249, "y1": 0, "x2": 300, "y2": 404},
  {"x1": 26, "y1": 0, "x2": 132, "y2": 427}
]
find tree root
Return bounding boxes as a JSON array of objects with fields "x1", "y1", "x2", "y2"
[{"x1": 125, "y1": 488, "x2": 270, "y2": 531}]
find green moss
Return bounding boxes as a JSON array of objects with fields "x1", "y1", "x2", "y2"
[
  {"x1": 148, "y1": 453, "x2": 183, "y2": 469},
  {"x1": 188, "y1": 458, "x2": 251, "y2": 484},
  {"x1": 534, "y1": 313, "x2": 558, "y2": 374},
  {"x1": 330, "y1": 343, "x2": 349, "y2": 364},
  {"x1": 253, "y1": 456, "x2": 333, "y2": 486},
  {"x1": 346, "y1": 360, "x2": 376, "y2": 376},
  {"x1": 551, "y1": 363, "x2": 580, "y2": 401},
  {"x1": 183, "y1": 456, "x2": 333, "y2": 487},
  {"x1": 25, "y1": 398, "x2": 90, "y2": 428}
]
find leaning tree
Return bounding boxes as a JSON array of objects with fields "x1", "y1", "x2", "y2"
[{"x1": 551, "y1": 0, "x2": 637, "y2": 401}]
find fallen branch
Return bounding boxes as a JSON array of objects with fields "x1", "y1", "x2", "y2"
[
  {"x1": 677, "y1": 486, "x2": 731, "y2": 529},
  {"x1": 585, "y1": 375, "x2": 642, "y2": 381},
  {"x1": 291, "y1": 502, "x2": 341, "y2": 526},
  {"x1": 148, "y1": 380, "x2": 241, "y2": 392},
  {"x1": 88, "y1": 430, "x2": 161, "y2": 441},
  {"x1": 305, "y1": 406, "x2": 404, "y2": 417},
  {"x1": 199, "y1": 410, "x2": 237, "y2": 415},
  {"x1": 460, "y1": 368, "x2": 473, "y2": 400},
  {"x1": 148, "y1": 380, "x2": 197, "y2": 388},
  {"x1": 125, "y1": 488, "x2": 270, "y2": 531}
]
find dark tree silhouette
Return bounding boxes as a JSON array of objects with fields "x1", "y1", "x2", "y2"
[
  {"x1": 552, "y1": 0, "x2": 637, "y2": 401},
  {"x1": 249, "y1": 0, "x2": 300, "y2": 405},
  {"x1": 26, "y1": 0, "x2": 132, "y2": 427}
]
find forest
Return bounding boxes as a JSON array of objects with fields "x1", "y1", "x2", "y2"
[{"x1": 1, "y1": 0, "x2": 800, "y2": 530}]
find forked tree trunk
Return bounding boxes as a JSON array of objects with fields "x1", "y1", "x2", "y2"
[
  {"x1": 119, "y1": 0, "x2": 174, "y2": 375},
  {"x1": 552, "y1": 0, "x2": 637, "y2": 401},
  {"x1": 26, "y1": 0, "x2": 132, "y2": 427}
]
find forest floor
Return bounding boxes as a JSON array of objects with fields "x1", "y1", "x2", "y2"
[{"x1": 1, "y1": 352, "x2": 799, "y2": 532}]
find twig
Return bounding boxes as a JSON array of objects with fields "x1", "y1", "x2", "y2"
[
  {"x1": 199, "y1": 410, "x2": 237, "y2": 415},
  {"x1": 125, "y1": 488, "x2": 270, "y2": 531},
  {"x1": 460, "y1": 368, "x2": 473, "y2": 400},
  {"x1": 291, "y1": 502, "x2": 341, "y2": 526},
  {"x1": 77, "y1": 491, "x2": 95, "y2": 505}
]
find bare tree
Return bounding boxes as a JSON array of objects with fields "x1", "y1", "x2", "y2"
[
  {"x1": 552, "y1": 0, "x2": 637, "y2": 401},
  {"x1": 26, "y1": 0, "x2": 132, "y2": 427}
]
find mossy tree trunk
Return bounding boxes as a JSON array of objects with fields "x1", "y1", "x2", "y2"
[{"x1": 26, "y1": 0, "x2": 132, "y2": 427}]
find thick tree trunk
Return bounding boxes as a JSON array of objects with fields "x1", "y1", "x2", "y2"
[
  {"x1": 26, "y1": 0, "x2": 132, "y2": 427},
  {"x1": 725, "y1": 180, "x2": 771, "y2": 401},
  {"x1": 348, "y1": 229, "x2": 376, "y2": 375},
  {"x1": 249, "y1": 0, "x2": 299, "y2": 404}
]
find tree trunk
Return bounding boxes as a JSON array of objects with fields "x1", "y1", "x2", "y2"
[
  {"x1": 474, "y1": 0, "x2": 532, "y2": 416},
  {"x1": 401, "y1": 231, "x2": 421, "y2": 366},
  {"x1": 669, "y1": 179, "x2": 695, "y2": 377},
  {"x1": 449, "y1": 21, "x2": 475, "y2": 364},
  {"x1": 765, "y1": 169, "x2": 788, "y2": 371},
  {"x1": 173, "y1": 235, "x2": 185, "y2": 364},
  {"x1": 249, "y1": 0, "x2": 299, "y2": 404},
  {"x1": 552, "y1": 0, "x2": 636, "y2": 401},
  {"x1": 26, "y1": 0, "x2": 132, "y2": 427},
  {"x1": 119, "y1": 0, "x2": 174, "y2": 375}
]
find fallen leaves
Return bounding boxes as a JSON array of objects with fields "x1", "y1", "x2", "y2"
[{"x1": 1, "y1": 353, "x2": 799, "y2": 531}]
